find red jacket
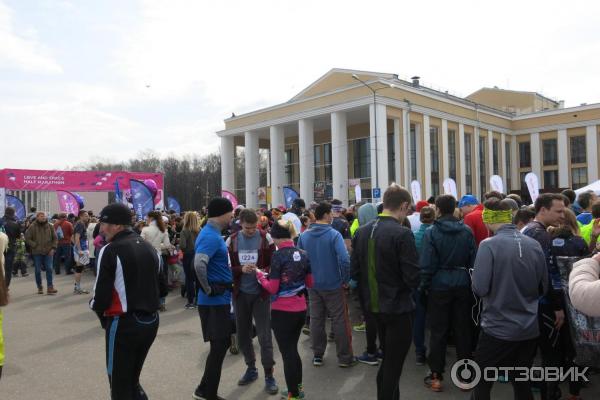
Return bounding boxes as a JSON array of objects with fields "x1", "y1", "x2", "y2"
[
  {"x1": 227, "y1": 230, "x2": 275, "y2": 299},
  {"x1": 463, "y1": 204, "x2": 489, "y2": 247}
]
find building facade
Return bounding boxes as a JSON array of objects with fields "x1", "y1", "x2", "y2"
[{"x1": 217, "y1": 69, "x2": 600, "y2": 207}]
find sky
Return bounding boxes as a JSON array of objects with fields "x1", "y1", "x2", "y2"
[{"x1": 1, "y1": 0, "x2": 599, "y2": 170}]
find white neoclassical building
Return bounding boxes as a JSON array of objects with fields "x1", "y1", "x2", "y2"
[{"x1": 217, "y1": 68, "x2": 600, "y2": 207}]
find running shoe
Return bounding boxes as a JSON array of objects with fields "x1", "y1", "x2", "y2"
[
  {"x1": 238, "y1": 367, "x2": 258, "y2": 386},
  {"x1": 424, "y1": 372, "x2": 443, "y2": 392},
  {"x1": 74, "y1": 287, "x2": 89, "y2": 295},
  {"x1": 338, "y1": 357, "x2": 359, "y2": 368},
  {"x1": 312, "y1": 355, "x2": 323, "y2": 367},
  {"x1": 357, "y1": 352, "x2": 379, "y2": 366},
  {"x1": 353, "y1": 322, "x2": 366, "y2": 332},
  {"x1": 280, "y1": 384, "x2": 305, "y2": 399},
  {"x1": 184, "y1": 303, "x2": 196, "y2": 310},
  {"x1": 415, "y1": 354, "x2": 426, "y2": 366},
  {"x1": 264, "y1": 375, "x2": 279, "y2": 394}
]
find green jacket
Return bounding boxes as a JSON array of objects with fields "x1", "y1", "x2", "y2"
[{"x1": 25, "y1": 221, "x2": 58, "y2": 255}]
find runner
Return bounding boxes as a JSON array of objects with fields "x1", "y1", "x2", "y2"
[
  {"x1": 227, "y1": 208, "x2": 278, "y2": 395},
  {"x1": 471, "y1": 197, "x2": 548, "y2": 399},
  {"x1": 193, "y1": 197, "x2": 234, "y2": 400},
  {"x1": 72, "y1": 210, "x2": 90, "y2": 295},
  {"x1": 90, "y1": 203, "x2": 166, "y2": 399},
  {"x1": 351, "y1": 184, "x2": 419, "y2": 400}
]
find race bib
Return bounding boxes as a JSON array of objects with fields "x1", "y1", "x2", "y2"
[{"x1": 239, "y1": 250, "x2": 258, "y2": 265}]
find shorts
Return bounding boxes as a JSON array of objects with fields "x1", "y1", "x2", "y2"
[
  {"x1": 73, "y1": 249, "x2": 90, "y2": 266},
  {"x1": 198, "y1": 305, "x2": 233, "y2": 342}
]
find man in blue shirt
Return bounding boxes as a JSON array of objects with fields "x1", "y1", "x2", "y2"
[{"x1": 193, "y1": 197, "x2": 234, "y2": 400}]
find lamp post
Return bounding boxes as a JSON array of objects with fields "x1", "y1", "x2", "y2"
[{"x1": 352, "y1": 74, "x2": 395, "y2": 199}]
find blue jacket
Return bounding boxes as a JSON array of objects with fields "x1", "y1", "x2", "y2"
[{"x1": 297, "y1": 223, "x2": 350, "y2": 290}]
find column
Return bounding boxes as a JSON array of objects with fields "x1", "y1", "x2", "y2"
[
  {"x1": 369, "y1": 103, "x2": 389, "y2": 192},
  {"x1": 331, "y1": 112, "x2": 349, "y2": 205},
  {"x1": 402, "y1": 109, "x2": 410, "y2": 187},
  {"x1": 510, "y1": 135, "x2": 518, "y2": 191},
  {"x1": 587, "y1": 125, "x2": 598, "y2": 182},
  {"x1": 531, "y1": 132, "x2": 542, "y2": 180},
  {"x1": 473, "y1": 127, "x2": 481, "y2": 197},
  {"x1": 557, "y1": 129, "x2": 568, "y2": 188},
  {"x1": 220, "y1": 135, "x2": 235, "y2": 193},
  {"x1": 423, "y1": 115, "x2": 431, "y2": 198},
  {"x1": 393, "y1": 119, "x2": 402, "y2": 185},
  {"x1": 270, "y1": 125, "x2": 285, "y2": 207},
  {"x1": 458, "y1": 123, "x2": 466, "y2": 196},
  {"x1": 500, "y1": 133, "x2": 507, "y2": 191},
  {"x1": 441, "y1": 119, "x2": 449, "y2": 180},
  {"x1": 299, "y1": 119, "x2": 315, "y2": 204},
  {"x1": 488, "y1": 130, "x2": 494, "y2": 179},
  {"x1": 244, "y1": 131, "x2": 259, "y2": 208}
]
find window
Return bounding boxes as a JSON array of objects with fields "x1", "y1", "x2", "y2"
[
  {"x1": 410, "y1": 124, "x2": 417, "y2": 181},
  {"x1": 519, "y1": 142, "x2": 531, "y2": 168},
  {"x1": 353, "y1": 138, "x2": 371, "y2": 179},
  {"x1": 284, "y1": 148, "x2": 294, "y2": 185},
  {"x1": 542, "y1": 139, "x2": 558, "y2": 166},
  {"x1": 314, "y1": 145, "x2": 321, "y2": 182},
  {"x1": 448, "y1": 129, "x2": 457, "y2": 180},
  {"x1": 464, "y1": 133, "x2": 473, "y2": 194},
  {"x1": 570, "y1": 136, "x2": 586, "y2": 164},
  {"x1": 543, "y1": 170, "x2": 558, "y2": 189},
  {"x1": 479, "y1": 136, "x2": 487, "y2": 198},
  {"x1": 492, "y1": 139, "x2": 499, "y2": 175},
  {"x1": 572, "y1": 167, "x2": 588, "y2": 190},
  {"x1": 505, "y1": 142, "x2": 512, "y2": 192},
  {"x1": 430, "y1": 126, "x2": 440, "y2": 196},
  {"x1": 324, "y1": 143, "x2": 332, "y2": 181}
]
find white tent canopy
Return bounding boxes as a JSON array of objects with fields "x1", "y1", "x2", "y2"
[{"x1": 575, "y1": 180, "x2": 600, "y2": 196}]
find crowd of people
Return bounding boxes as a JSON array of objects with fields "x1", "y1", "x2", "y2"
[{"x1": 3, "y1": 184, "x2": 600, "y2": 400}]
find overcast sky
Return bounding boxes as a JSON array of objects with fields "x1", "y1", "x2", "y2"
[{"x1": 1, "y1": 0, "x2": 599, "y2": 170}]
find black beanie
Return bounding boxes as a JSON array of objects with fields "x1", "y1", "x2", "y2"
[
  {"x1": 99, "y1": 203, "x2": 133, "y2": 225},
  {"x1": 207, "y1": 197, "x2": 233, "y2": 218},
  {"x1": 270, "y1": 220, "x2": 292, "y2": 239},
  {"x1": 292, "y1": 198, "x2": 306, "y2": 209}
]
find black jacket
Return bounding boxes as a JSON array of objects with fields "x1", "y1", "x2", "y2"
[
  {"x1": 90, "y1": 229, "x2": 167, "y2": 317},
  {"x1": 351, "y1": 215, "x2": 419, "y2": 314},
  {"x1": 0, "y1": 215, "x2": 21, "y2": 250}
]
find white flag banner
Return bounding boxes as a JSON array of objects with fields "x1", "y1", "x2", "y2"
[
  {"x1": 524, "y1": 172, "x2": 540, "y2": 203},
  {"x1": 0, "y1": 188, "x2": 5, "y2": 219},
  {"x1": 490, "y1": 175, "x2": 504, "y2": 194},
  {"x1": 442, "y1": 178, "x2": 458, "y2": 198},
  {"x1": 355, "y1": 185, "x2": 362, "y2": 203},
  {"x1": 410, "y1": 180, "x2": 422, "y2": 202}
]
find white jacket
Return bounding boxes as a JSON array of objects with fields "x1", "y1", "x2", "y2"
[
  {"x1": 141, "y1": 222, "x2": 171, "y2": 254},
  {"x1": 569, "y1": 257, "x2": 600, "y2": 317}
]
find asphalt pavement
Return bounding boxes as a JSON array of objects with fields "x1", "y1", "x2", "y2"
[{"x1": 2, "y1": 269, "x2": 599, "y2": 399}]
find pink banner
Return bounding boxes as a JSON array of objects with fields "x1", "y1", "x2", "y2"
[
  {"x1": 0, "y1": 169, "x2": 163, "y2": 192},
  {"x1": 56, "y1": 191, "x2": 80, "y2": 215},
  {"x1": 221, "y1": 190, "x2": 239, "y2": 208}
]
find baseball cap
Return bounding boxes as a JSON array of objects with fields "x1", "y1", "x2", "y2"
[
  {"x1": 99, "y1": 203, "x2": 133, "y2": 225},
  {"x1": 458, "y1": 195, "x2": 479, "y2": 208},
  {"x1": 415, "y1": 200, "x2": 429, "y2": 213}
]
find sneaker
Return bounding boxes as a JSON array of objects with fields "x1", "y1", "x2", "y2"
[
  {"x1": 37, "y1": 286, "x2": 44, "y2": 295},
  {"x1": 312, "y1": 355, "x2": 323, "y2": 367},
  {"x1": 21, "y1": 273, "x2": 29, "y2": 277},
  {"x1": 229, "y1": 335, "x2": 239, "y2": 355},
  {"x1": 46, "y1": 286, "x2": 58, "y2": 295},
  {"x1": 238, "y1": 367, "x2": 258, "y2": 386},
  {"x1": 357, "y1": 352, "x2": 379, "y2": 366},
  {"x1": 338, "y1": 357, "x2": 359, "y2": 368},
  {"x1": 74, "y1": 287, "x2": 89, "y2": 295},
  {"x1": 302, "y1": 325, "x2": 310, "y2": 335},
  {"x1": 280, "y1": 384, "x2": 305, "y2": 399},
  {"x1": 184, "y1": 303, "x2": 196, "y2": 310},
  {"x1": 424, "y1": 373, "x2": 443, "y2": 392},
  {"x1": 328, "y1": 331, "x2": 335, "y2": 342},
  {"x1": 264, "y1": 375, "x2": 279, "y2": 395},
  {"x1": 353, "y1": 322, "x2": 366, "y2": 332},
  {"x1": 415, "y1": 354, "x2": 426, "y2": 366}
]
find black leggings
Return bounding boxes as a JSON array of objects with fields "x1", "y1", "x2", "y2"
[{"x1": 271, "y1": 310, "x2": 306, "y2": 397}]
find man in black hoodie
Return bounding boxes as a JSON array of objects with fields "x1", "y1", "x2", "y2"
[{"x1": 419, "y1": 194, "x2": 476, "y2": 392}]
